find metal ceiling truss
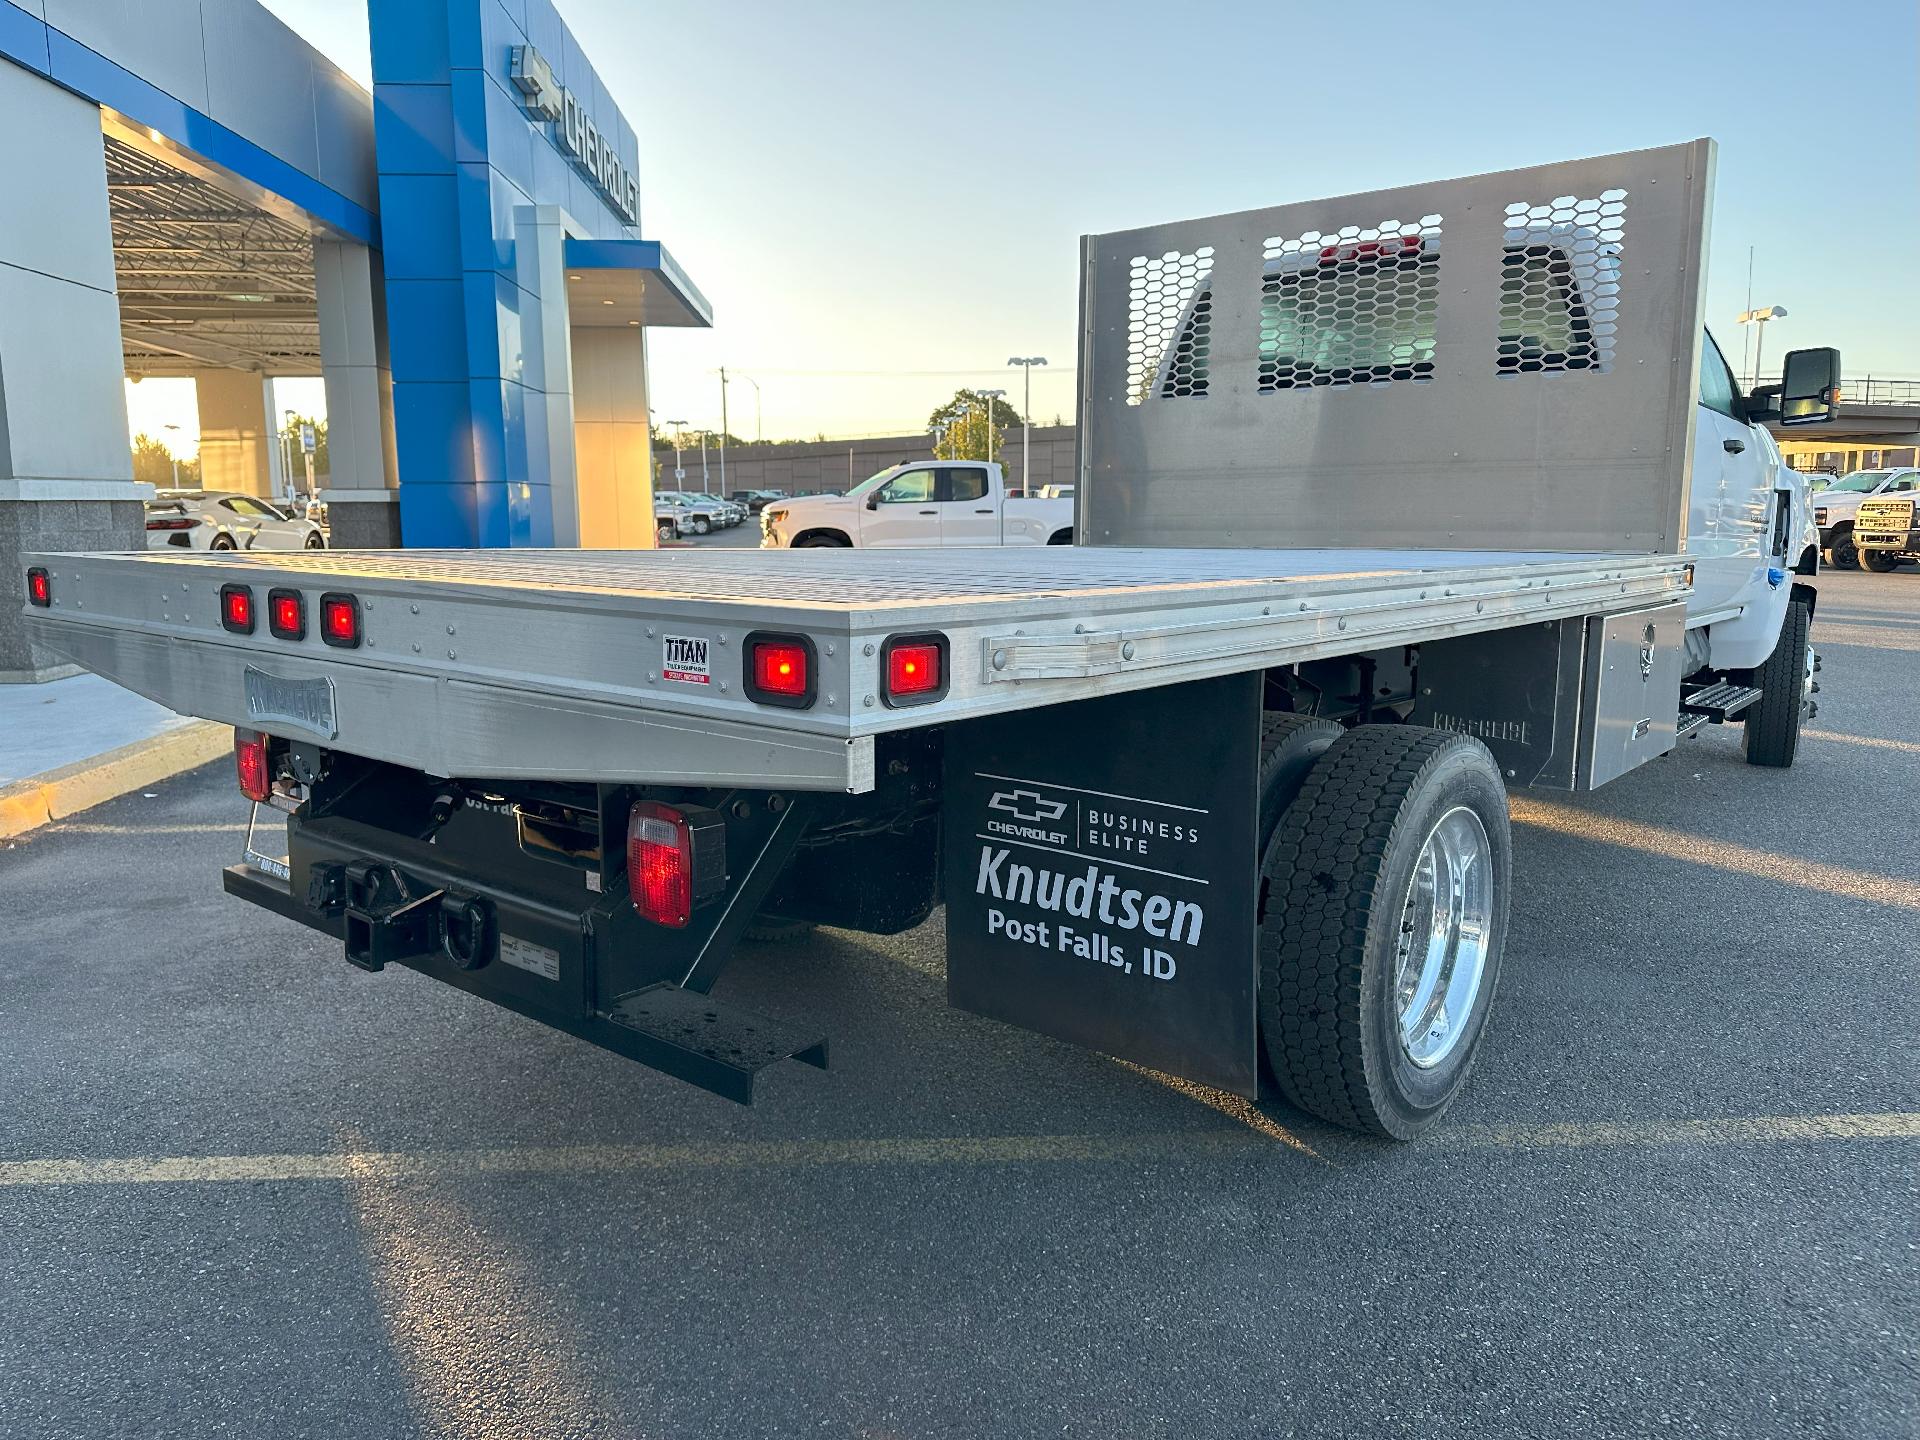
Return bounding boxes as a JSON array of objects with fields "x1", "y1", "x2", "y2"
[{"x1": 106, "y1": 136, "x2": 322, "y2": 378}]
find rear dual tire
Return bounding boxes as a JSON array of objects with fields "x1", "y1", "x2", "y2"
[
  {"x1": 1256, "y1": 723, "x2": 1510, "y2": 1140},
  {"x1": 1860, "y1": 549, "x2": 1899, "y2": 574}
]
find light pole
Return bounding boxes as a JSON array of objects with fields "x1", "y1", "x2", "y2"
[
  {"x1": 740, "y1": 374, "x2": 762, "y2": 442},
  {"x1": 163, "y1": 423, "x2": 182, "y2": 487},
  {"x1": 698, "y1": 430, "x2": 710, "y2": 492},
  {"x1": 282, "y1": 408, "x2": 297, "y2": 500},
  {"x1": 1007, "y1": 357, "x2": 1047, "y2": 494},
  {"x1": 1737, "y1": 305, "x2": 1787, "y2": 391},
  {"x1": 715, "y1": 368, "x2": 729, "y2": 494},
  {"x1": 665, "y1": 419, "x2": 688, "y2": 488},
  {"x1": 977, "y1": 388, "x2": 1007, "y2": 464}
]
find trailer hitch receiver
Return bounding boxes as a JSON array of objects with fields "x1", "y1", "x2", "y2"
[{"x1": 341, "y1": 861, "x2": 445, "y2": 972}]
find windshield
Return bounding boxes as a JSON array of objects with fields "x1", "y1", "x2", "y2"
[
  {"x1": 1827, "y1": 470, "x2": 1893, "y2": 493},
  {"x1": 848, "y1": 468, "x2": 898, "y2": 496}
]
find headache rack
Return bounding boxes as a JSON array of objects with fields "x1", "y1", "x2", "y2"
[{"x1": 24, "y1": 544, "x2": 1685, "y2": 792}]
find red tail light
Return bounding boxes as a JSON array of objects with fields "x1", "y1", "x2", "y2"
[
  {"x1": 882, "y1": 632, "x2": 948, "y2": 707},
  {"x1": 627, "y1": 801, "x2": 728, "y2": 928},
  {"x1": 744, "y1": 632, "x2": 816, "y2": 708},
  {"x1": 268, "y1": 588, "x2": 305, "y2": 640},
  {"x1": 220, "y1": 584, "x2": 254, "y2": 634},
  {"x1": 145, "y1": 517, "x2": 196, "y2": 531},
  {"x1": 235, "y1": 729, "x2": 272, "y2": 803},
  {"x1": 25, "y1": 567, "x2": 51, "y2": 607},
  {"x1": 320, "y1": 592, "x2": 360, "y2": 648}
]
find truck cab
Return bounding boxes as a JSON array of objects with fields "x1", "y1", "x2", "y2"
[{"x1": 760, "y1": 462, "x2": 1074, "y2": 548}]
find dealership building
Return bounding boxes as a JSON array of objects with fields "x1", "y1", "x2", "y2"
[{"x1": 0, "y1": 0, "x2": 706, "y2": 680}]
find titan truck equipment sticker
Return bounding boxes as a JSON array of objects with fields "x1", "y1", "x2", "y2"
[
  {"x1": 662, "y1": 635, "x2": 711, "y2": 685},
  {"x1": 944, "y1": 674, "x2": 1261, "y2": 1097}
]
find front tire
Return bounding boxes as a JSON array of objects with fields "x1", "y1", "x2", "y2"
[
  {"x1": 795, "y1": 534, "x2": 850, "y2": 548},
  {"x1": 690, "y1": 516, "x2": 710, "y2": 535},
  {"x1": 1861, "y1": 549, "x2": 1898, "y2": 574},
  {"x1": 209, "y1": 534, "x2": 236, "y2": 551},
  {"x1": 1258, "y1": 726, "x2": 1511, "y2": 1140},
  {"x1": 1744, "y1": 598, "x2": 1811, "y2": 768},
  {"x1": 304, "y1": 531, "x2": 325, "y2": 549},
  {"x1": 1826, "y1": 525, "x2": 1859, "y2": 570}
]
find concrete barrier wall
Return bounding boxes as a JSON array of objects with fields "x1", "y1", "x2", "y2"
[{"x1": 695, "y1": 425, "x2": 1077, "y2": 495}]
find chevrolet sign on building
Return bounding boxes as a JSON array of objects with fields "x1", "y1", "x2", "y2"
[{"x1": 510, "y1": 45, "x2": 640, "y2": 223}]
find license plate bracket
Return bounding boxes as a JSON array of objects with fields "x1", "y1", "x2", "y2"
[{"x1": 243, "y1": 665, "x2": 338, "y2": 739}]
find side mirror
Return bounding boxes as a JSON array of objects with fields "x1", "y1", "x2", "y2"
[
  {"x1": 1777, "y1": 347, "x2": 1842, "y2": 426},
  {"x1": 865, "y1": 493, "x2": 881, "y2": 511}
]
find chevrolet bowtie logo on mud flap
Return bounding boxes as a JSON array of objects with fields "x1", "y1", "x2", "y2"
[
  {"x1": 985, "y1": 787, "x2": 1070, "y2": 845},
  {"x1": 988, "y1": 789, "x2": 1067, "y2": 824}
]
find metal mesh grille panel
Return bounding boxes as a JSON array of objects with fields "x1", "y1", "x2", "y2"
[
  {"x1": 1126, "y1": 247, "x2": 1214, "y2": 403},
  {"x1": 1497, "y1": 190, "x2": 1626, "y2": 375},
  {"x1": 1258, "y1": 216, "x2": 1443, "y2": 392}
]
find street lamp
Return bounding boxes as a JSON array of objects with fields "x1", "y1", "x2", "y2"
[
  {"x1": 740, "y1": 374, "x2": 762, "y2": 442},
  {"x1": 1737, "y1": 305, "x2": 1787, "y2": 391},
  {"x1": 162, "y1": 422, "x2": 182, "y2": 488},
  {"x1": 1007, "y1": 357, "x2": 1047, "y2": 495},
  {"x1": 977, "y1": 388, "x2": 1007, "y2": 464},
  {"x1": 665, "y1": 419, "x2": 689, "y2": 487}
]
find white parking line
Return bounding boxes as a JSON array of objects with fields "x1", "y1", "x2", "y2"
[{"x1": 0, "y1": 1112, "x2": 1912, "y2": 1189}]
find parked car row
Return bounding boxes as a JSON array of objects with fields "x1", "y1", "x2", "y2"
[
  {"x1": 1811, "y1": 467, "x2": 1919, "y2": 572},
  {"x1": 655, "y1": 490, "x2": 748, "y2": 539}
]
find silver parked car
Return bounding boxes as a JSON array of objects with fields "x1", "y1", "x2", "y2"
[{"x1": 144, "y1": 490, "x2": 327, "y2": 551}]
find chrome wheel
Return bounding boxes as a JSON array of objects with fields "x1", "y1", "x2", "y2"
[{"x1": 1393, "y1": 805, "x2": 1493, "y2": 1069}]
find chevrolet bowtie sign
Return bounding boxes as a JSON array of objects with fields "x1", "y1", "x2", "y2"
[{"x1": 509, "y1": 45, "x2": 640, "y2": 224}]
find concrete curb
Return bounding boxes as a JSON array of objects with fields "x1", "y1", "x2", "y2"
[{"x1": 0, "y1": 721, "x2": 231, "y2": 841}]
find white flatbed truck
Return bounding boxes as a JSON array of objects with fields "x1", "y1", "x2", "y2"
[{"x1": 19, "y1": 142, "x2": 1842, "y2": 1137}]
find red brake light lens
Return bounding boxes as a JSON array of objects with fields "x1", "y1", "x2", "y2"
[
  {"x1": 320, "y1": 592, "x2": 360, "y2": 648},
  {"x1": 268, "y1": 588, "x2": 305, "y2": 640},
  {"x1": 744, "y1": 632, "x2": 816, "y2": 708},
  {"x1": 882, "y1": 632, "x2": 949, "y2": 707},
  {"x1": 235, "y1": 729, "x2": 271, "y2": 803},
  {"x1": 25, "y1": 567, "x2": 51, "y2": 607},
  {"x1": 627, "y1": 801, "x2": 693, "y2": 928},
  {"x1": 220, "y1": 584, "x2": 254, "y2": 634}
]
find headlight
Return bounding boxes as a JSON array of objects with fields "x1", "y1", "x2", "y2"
[{"x1": 766, "y1": 508, "x2": 788, "y2": 525}]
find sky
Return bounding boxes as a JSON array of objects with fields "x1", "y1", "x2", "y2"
[{"x1": 214, "y1": 0, "x2": 1920, "y2": 454}]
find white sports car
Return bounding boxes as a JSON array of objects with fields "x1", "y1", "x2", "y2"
[{"x1": 144, "y1": 490, "x2": 327, "y2": 551}]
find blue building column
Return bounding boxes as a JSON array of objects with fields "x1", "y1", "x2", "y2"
[{"x1": 371, "y1": 0, "x2": 682, "y2": 549}]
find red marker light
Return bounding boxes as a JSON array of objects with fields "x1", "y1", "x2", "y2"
[
  {"x1": 320, "y1": 593, "x2": 360, "y2": 648},
  {"x1": 234, "y1": 729, "x2": 272, "y2": 803},
  {"x1": 220, "y1": 584, "x2": 254, "y2": 634},
  {"x1": 25, "y1": 567, "x2": 51, "y2": 607},
  {"x1": 268, "y1": 588, "x2": 305, "y2": 641},
  {"x1": 744, "y1": 633, "x2": 816, "y2": 708},
  {"x1": 881, "y1": 633, "x2": 949, "y2": 707}
]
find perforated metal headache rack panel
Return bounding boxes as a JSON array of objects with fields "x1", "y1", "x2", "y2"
[{"x1": 1078, "y1": 139, "x2": 1714, "y2": 557}]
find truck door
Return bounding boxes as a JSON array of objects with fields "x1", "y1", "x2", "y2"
[
  {"x1": 859, "y1": 466, "x2": 942, "y2": 546},
  {"x1": 938, "y1": 466, "x2": 1000, "y2": 545},
  {"x1": 1686, "y1": 332, "x2": 1768, "y2": 617}
]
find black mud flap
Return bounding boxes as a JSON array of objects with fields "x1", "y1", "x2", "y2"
[{"x1": 943, "y1": 673, "x2": 1262, "y2": 1097}]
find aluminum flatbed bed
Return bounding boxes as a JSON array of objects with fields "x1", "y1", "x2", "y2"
[{"x1": 27, "y1": 544, "x2": 1687, "y2": 792}]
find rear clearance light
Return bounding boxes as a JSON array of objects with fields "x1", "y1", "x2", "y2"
[
  {"x1": 220, "y1": 584, "x2": 255, "y2": 634},
  {"x1": 235, "y1": 729, "x2": 272, "y2": 803},
  {"x1": 145, "y1": 516, "x2": 196, "y2": 532},
  {"x1": 882, "y1": 632, "x2": 949, "y2": 707},
  {"x1": 320, "y1": 592, "x2": 361, "y2": 648},
  {"x1": 25, "y1": 567, "x2": 51, "y2": 607},
  {"x1": 626, "y1": 801, "x2": 727, "y2": 928},
  {"x1": 268, "y1": 588, "x2": 305, "y2": 641},
  {"x1": 743, "y1": 631, "x2": 817, "y2": 708}
]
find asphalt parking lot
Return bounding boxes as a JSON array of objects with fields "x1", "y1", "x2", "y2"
[{"x1": 1, "y1": 569, "x2": 1915, "y2": 1440}]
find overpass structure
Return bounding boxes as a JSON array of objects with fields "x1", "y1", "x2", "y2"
[{"x1": 1763, "y1": 377, "x2": 1920, "y2": 474}]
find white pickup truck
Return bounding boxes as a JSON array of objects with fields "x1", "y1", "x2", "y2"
[{"x1": 760, "y1": 462, "x2": 1074, "y2": 548}]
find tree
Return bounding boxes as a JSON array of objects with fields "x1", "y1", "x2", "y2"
[
  {"x1": 130, "y1": 433, "x2": 177, "y2": 486},
  {"x1": 928, "y1": 389, "x2": 1023, "y2": 462}
]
